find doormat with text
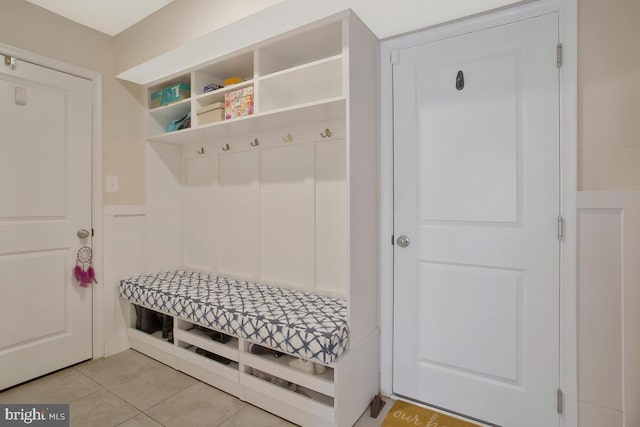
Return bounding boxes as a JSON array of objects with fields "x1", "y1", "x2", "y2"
[{"x1": 382, "y1": 400, "x2": 481, "y2": 427}]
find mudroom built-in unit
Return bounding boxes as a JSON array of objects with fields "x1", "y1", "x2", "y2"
[{"x1": 116, "y1": 11, "x2": 379, "y2": 427}]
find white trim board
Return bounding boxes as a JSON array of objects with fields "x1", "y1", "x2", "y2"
[
  {"x1": 577, "y1": 191, "x2": 640, "y2": 427},
  {"x1": 379, "y1": 1, "x2": 578, "y2": 425},
  {"x1": 0, "y1": 42, "x2": 105, "y2": 360},
  {"x1": 103, "y1": 205, "x2": 148, "y2": 356}
]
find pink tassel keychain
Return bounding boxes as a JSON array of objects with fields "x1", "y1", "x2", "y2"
[{"x1": 73, "y1": 246, "x2": 97, "y2": 287}]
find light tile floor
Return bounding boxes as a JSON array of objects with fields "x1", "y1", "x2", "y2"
[{"x1": 0, "y1": 350, "x2": 393, "y2": 427}]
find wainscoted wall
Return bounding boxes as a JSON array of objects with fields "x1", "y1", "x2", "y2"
[
  {"x1": 578, "y1": 192, "x2": 640, "y2": 427},
  {"x1": 103, "y1": 205, "x2": 148, "y2": 356},
  {"x1": 102, "y1": 194, "x2": 640, "y2": 425}
]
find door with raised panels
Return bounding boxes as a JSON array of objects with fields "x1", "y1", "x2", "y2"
[
  {"x1": 0, "y1": 54, "x2": 93, "y2": 389},
  {"x1": 393, "y1": 13, "x2": 561, "y2": 426}
]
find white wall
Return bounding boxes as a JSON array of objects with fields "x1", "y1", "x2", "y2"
[{"x1": 578, "y1": 0, "x2": 640, "y2": 190}]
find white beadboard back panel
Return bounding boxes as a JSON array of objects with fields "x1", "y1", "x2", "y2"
[
  {"x1": 103, "y1": 205, "x2": 147, "y2": 356},
  {"x1": 182, "y1": 155, "x2": 218, "y2": 273},
  {"x1": 577, "y1": 191, "x2": 640, "y2": 427},
  {"x1": 146, "y1": 142, "x2": 181, "y2": 273},
  {"x1": 577, "y1": 208, "x2": 623, "y2": 410},
  {"x1": 179, "y1": 121, "x2": 347, "y2": 296}
]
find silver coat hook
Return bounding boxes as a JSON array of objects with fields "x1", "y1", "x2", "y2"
[
  {"x1": 250, "y1": 138, "x2": 259, "y2": 147},
  {"x1": 320, "y1": 128, "x2": 332, "y2": 138},
  {"x1": 4, "y1": 55, "x2": 16, "y2": 70},
  {"x1": 222, "y1": 143, "x2": 230, "y2": 152},
  {"x1": 197, "y1": 147, "x2": 205, "y2": 155},
  {"x1": 282, "y1": 133, "x2": 293, "y2": 143}
]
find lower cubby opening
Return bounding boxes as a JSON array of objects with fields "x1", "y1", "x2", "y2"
[
  {"x1": 131, "y1": 304, "x2": 174, "y2": 343},
  {"x1": 240, "y1": 341, "x2": 335, "y2": 398},
  {"x1": 242, "y1": 366, "x2": 334, "y2": 408}
]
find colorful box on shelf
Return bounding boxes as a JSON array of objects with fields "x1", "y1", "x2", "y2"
[
  {"x1": 223, "y1": 76, "x2": 243, "y2": 86},
  {"x1": 225, "y1": 86, "x2": 254, "y2": 120},
  {"x1": 204, "y1": 83, "x2": 224, "y2": 93},
  {"x1": 197, "y1": 102, "x2": 225, "y2": 125},
  {"x1": 149, "y1": 90, "x2": 163, "y2": 109},
  {"x1": 162, "y1": 82, "x2": 190, "y2": 106}
]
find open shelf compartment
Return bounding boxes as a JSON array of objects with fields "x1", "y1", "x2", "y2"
[
  {"x1": 148, "y1": 98, "x2": 191, "y2": 136},
  {"x1": 240, "y1": 350, "x2": 334, "y2": 398},
  {"x1": 259, "y1": 55, "x2": 342, "y2": 112},
  {"x1": 240, "y1": 371, "x2": 335, "y2": 422},
  {"x1": 258, "y1": 21, "x2": 342, "y2": 75},
  {"x1": 192, "y1": 51, "x2": 254, "y2": 97}
]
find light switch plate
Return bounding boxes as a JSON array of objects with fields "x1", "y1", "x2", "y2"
[{"x1": 105, "y1": 175, "x2": 119, "y2": 193}]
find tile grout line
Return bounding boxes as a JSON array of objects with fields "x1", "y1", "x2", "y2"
[
  {"x1": 71, "y1": 366, "x2": 110, "y2": 393},
  {"x1": 74, "y1": 355, "x2": 197, "y2": 413},
  {"x1": 140, "y1": 410, "x2": 167, "y2": 427},
  {"x1": 210, "y1": 403, "x2": 248, "y2": 427},
  {"x1": 140, "y1": 381, "x2": 202, "y2": 415}
]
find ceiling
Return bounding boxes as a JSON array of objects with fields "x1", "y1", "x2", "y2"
[{"x1": 23, "y1": 0, "x2": 175, "y2": 36}]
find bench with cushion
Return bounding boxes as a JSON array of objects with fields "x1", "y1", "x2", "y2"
[{"x1": 119, "y1": 270, "x2": 349, "y2": 365}]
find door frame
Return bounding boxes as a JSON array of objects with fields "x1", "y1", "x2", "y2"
[
  {"x1": 0, "y1": 43, "x2": 105, "y2": 360},
  {"x1": 379, "y1": 0, "x2": 578, "y2": 425}
]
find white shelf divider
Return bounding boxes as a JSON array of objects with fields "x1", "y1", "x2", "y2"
[{"x1": 174, "y1": 328, "x2": 239, "y2": 362}]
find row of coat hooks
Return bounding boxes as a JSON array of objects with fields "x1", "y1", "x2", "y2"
[{"x1": 196, "y1": 128, "x2": 333, "y2": 155}]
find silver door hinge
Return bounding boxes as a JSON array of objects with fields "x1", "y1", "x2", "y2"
[
  {"x1": 557, "y1": 216, "x2": 564, "y2": 241},
  {"x1": 557, "y1": 389, "x2": 564, "y2": 415},
  {"x1": 557, "y1": 43, "x2": 563, "y2": 68},
  {"x1": 391, "y1": 49, "x2": 399, "y2": 65}
]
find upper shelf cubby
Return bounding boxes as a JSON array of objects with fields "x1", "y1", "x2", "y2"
[
  {"x1": 192, "y1": 51, "x2": 254, "y2": 97},
  {"x1": 259, "y1": 55, "x2": 342, "y2": 112},
  {"x1": 257, "y1": 21, "x2": 343, "y2": 76},
  {"x1": 147, "y1": 74, "x2": 191, "y2": 110}
]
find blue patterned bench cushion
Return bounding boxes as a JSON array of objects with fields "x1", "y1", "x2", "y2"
[{"x1": 119, "y1": 270, "x2": 348, "y2": 364}]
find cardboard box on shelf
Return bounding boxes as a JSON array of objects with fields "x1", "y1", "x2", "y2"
[
  {"x1": 197, "y1": 102, "x2": 225, "y2": 125},
  {"x1": 204, "y1": 83, "x2": 224, "y2": 93}
]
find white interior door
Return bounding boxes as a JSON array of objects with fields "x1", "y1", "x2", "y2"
[
  {"x1": 0, "y1": 54, "x2": 93, "y2": 390},
  {"x1": 393, "y1": 14, "x2": 560, "y2": 426}
]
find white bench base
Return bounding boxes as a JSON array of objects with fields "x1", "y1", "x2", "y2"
[{"x1": 124, "y1": 311, "x2": 379, "y2": 427}]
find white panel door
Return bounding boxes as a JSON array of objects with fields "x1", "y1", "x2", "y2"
[
  {"x1": 393, "y1": 14, "x2": 560, "y2": 426},
  {"x1": 0, "y1": 55, "x2": 93, "y2": 389}
]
